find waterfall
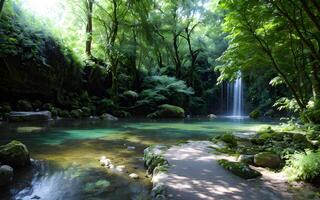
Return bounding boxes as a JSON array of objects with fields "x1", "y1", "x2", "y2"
[{"x1": 232, "y1": 75, "x2": 243, "y2": 116}]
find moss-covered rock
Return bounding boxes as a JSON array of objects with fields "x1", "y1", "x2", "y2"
[
  {"x1": 147, "y1": 104, "x2": 185, "y2": 119},
  {"x1": 0, "y1": 140, "x2": 30, "y2": 168},
  {"x1": 218, "y1": 159, "x2": 261, "y2": 179},
  {"x1": 254, "y1": 152, "x2": 281, "y2": 169},
  {"x1": 16, "y1": 100, "x2": 33, "y2": 111},
  {"x1": 0, "y1": 165, "x2": 13, "y2": 187},
  {"x1": 220, "y1": 133, "x2": 237, "y2": 148},
  {"x1": 249, "y1": 110, "x2": 260, "y2": 119},
  {"x1": 100, "y1": 113, "x2": 118, "y2": 121}
]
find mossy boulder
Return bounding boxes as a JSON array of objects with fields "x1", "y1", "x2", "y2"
[
  {"x1": 220, "y1": 133, "x2": 237, "y2": 148},
  {"x1": 0, "y1": 165, "x2": 14, "y2": 186},
  {"x1": 254, "y1": 152, "x2": 281, "y2": 169},
  {"x1": 16, "y1": 100, "x2": 33, "y2": 111},
  {"x1": 218, "y1": 159, "x2": 261, "y2": 179},
  {"x1": 0, "y1": 140, "x2": 30, "y2": 168},
  {"x1": 147, "y1": 104, "x2": 185, "y2": 119},
  {"x1": 249, "y1": 110, "x2": 260, "y2": 119},
  {"x1": 100, "y1": 113, "x2": 118, "y2": 121}
]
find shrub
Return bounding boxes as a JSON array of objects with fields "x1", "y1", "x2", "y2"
[
  {"x1": 136, "y1": 75, "x2": 194, "y2": 108},
  {"x1": 249, "y1": 110, "x2": 260, "y2": 119},
  {"x1": 284, "y1": 150, "x2": 320, "y2": 182}
]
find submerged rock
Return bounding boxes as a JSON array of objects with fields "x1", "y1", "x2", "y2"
[
  {"x1": 147, "y1": 104, "x2": 185, "y2": 119},
  {"x1": 0, "y1": 165, "x2": 14, "y2": 186},
  {"x1": 254, "y1": 152, "x2": 282, "y2": 169},
  {"x1": 8, "y1": 111, "x2": 52, "y2": 122},
  {"x1": 83, "y1": 180, "x2": 111, "y2": 195},
  {"x1": 218, "y1": 159, "x2": 261, "y2": 179},
  {"x1": 0, "y1": 140, "x2": 30, "y2": 168}
]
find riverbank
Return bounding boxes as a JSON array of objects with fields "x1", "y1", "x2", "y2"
[{"x1": 145, "y1": 141, "x2": 319, "y2": 200}]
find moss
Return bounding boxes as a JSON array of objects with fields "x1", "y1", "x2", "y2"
[
  {"x1": 249, "y1": 110, "x2": 261, "y2": 119},
  {"x1": 147, "y1": 104, "x2": 185, "y2": 119},
  {"x1": 218, "y1": 159, "x2": 261, "y2": 179},
  {"x1": 220, "y1": 133, "x2": 237, "y2": 147},
  {"x1": 0, "y1": 140, "x2": 30, "y2": 167}
]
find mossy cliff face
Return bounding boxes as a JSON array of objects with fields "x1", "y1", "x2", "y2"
[{"x1": 0, "y1": 9, "x2": 82, "y2": 103}]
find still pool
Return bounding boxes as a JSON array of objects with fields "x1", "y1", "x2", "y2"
[{"x1": 0, "y1": 117, "x2": 278, "y2": 200}]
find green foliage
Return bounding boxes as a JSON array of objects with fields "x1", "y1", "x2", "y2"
[
  {"x1": 249, "y1": 110, "x2": 260, "y2": 119},
  {"x1": 137, "y1": 76, "x2": 194, "y2": 108},
  {"x1": 284, "y1": 150, "x2": 320, "y2": 182},
  {"x1": 301, "y1": 100, "x2": 320, "y2": 124}
]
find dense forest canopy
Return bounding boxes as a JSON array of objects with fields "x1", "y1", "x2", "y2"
[{"x1": 0, "y1": 0, "x2": 319, "y2": 123}]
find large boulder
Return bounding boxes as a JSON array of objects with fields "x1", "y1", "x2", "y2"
[
  {"x1": 254, "y1": 152, "x2": 282, "y2": 169},
  {"x1": 147, "y1": 104, "x2": 185, "y2": 119},
  {"x1": 100, "y1": 113, "x2": 118, "y2": 121},
  {"x1": 8, "y1": 111, "x2": 52, "y2": 122},
  {"x1": 0, "y1": 141, "x2": 30, "y2": 168},
  {"x1": 218, "y1": 159, "x2": 261, "y2": 179},
  {"x1": 0, "y1": 165, "x2": 14, "y2": 186}
]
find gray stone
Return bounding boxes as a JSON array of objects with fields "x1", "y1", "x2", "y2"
[
  {"x1": 8, "y1": 111, "x2": 52, "y2": 122},
  {"x1": 0, "y1": 165, "x2": 14, "y2": 186},
  {"x1": 254, "y1": 152, "x2": 282, "y2": 169}
]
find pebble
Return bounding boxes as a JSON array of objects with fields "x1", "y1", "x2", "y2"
[
  {"x1": 129, "y1": 173, "x2": 139, "y2": 179},
  {"x1": 127, "y1": 146, "x2": 136, "y2": 150}
]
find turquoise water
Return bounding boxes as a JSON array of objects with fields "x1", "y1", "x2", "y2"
[{"x1": 0, "y1": 117, "x2": 277, "y2": 200}]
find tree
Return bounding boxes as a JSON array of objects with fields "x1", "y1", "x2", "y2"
[
  {"x1": 0, "y1": 0, "x2": 5, "y2": 14},
  {"x1": 85, "y1": 0, "x2": 94, "y2": 58}
]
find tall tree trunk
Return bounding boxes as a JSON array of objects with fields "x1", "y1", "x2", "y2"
[
  {"x1": 0, "y1": 0, "x2": 5, "y2": 14},
  {"x1": 85, "y1": 0, "x2": 94, "y2": 58},
  {"x1": 173, "y1": 33, "x2": 182, "y2": 78}
]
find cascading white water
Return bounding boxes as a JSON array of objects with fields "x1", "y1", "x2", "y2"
[{"x1": 232, "y1": 75, "x2": 243, "y2": 116}]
